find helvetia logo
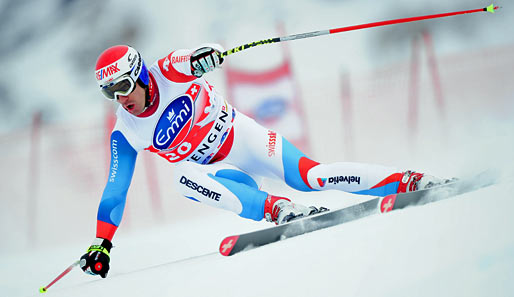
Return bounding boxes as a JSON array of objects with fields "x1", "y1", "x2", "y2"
[
  {"x1": 317, "y1": 178, "x2": 327, "y2": 187},
  {"x1": 319, "y1": 176, "x2": 361, "y2": 187},
  {"x1": 153, "y1": 95, "x2": 194, "y2": 150}
]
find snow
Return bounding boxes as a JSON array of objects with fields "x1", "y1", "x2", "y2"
[
  {"x1": 2, "y1": 179, "x2": 514, "y2": 297},
  {"x1": 1, "y1": 0, "x2": 514, "y2": 296}
]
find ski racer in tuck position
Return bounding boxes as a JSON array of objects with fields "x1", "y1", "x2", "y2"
[{"x1": 80, "y1": 44, "x2": 447, "y2": 278}]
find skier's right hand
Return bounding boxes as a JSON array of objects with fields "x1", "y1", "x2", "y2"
[{"x1": 79, "y1": 238, "x2": 112, "y2": 278}]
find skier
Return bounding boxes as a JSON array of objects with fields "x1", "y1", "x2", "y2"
[{"x1": 80, "y1": 44, "x2": 446, "y2": 278}]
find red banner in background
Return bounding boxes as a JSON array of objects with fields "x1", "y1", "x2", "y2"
[{"x1": 225, "y1": 56, "x2": 311, "y2": 154}]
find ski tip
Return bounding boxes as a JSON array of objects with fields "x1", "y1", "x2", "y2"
[
  {"x1": 219, "y1": 235, "x2": 239, "y2": 256},
  {"x1": 39, "y1": 286, "x2": 47, "y2": 293}
]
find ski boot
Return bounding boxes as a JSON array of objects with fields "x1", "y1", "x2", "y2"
[
  {"x1": 264, "y1": 195, "x2": 328, "y2": 225},
  {"x1": 398, "y1": 171, "x2": 456, "y2": 193}
]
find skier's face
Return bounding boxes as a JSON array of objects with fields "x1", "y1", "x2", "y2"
[{"x1": 117, "y1": 83, "x2": 146, "y2": 116}]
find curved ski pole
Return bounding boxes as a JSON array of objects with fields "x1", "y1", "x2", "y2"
[
  {"x1": 220, "y1": 3, "x2": 499, "y2": 59},
  {"x1": 39, "y1": 260, "x2": 80, "y2": 293}
]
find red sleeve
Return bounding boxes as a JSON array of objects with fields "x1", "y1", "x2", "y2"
[{"x1": 96, "y1": 220, "x2": 118, "y2": 241}]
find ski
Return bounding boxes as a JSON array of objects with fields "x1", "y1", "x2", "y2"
[{"x1": 219, "y1": 171, "x2": 497, "y2": 256}]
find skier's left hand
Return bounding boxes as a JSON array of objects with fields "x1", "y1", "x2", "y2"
[
  {"x1": 79, "y1": 238, "x2": 112, "y2": 278},
  {"x1": 190, "y1": 47, "x2": 224, "y2": 78}
]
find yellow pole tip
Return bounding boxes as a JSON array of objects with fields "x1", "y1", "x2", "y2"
[
  {"x1": 39, "y1": 287, "x2": 47, "y2": 293},
  {"x1": 486, "y1": 4, "x2": 495, "y2": 13}
]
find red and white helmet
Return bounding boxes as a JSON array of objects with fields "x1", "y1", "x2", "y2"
[{"x1": 95, "y1": 45, "x2": 149, "y2": 100}]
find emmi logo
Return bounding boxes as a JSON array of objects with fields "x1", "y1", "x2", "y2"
[{"x1": 153, "y1": 95, "x2": 194, "y2": 150}]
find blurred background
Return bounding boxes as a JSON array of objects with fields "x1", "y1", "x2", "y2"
[{"x1": 1, "y1": 0, "x2": 513, "y2": 296}]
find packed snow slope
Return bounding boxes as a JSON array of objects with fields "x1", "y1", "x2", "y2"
[
  {"x1": 1, "y1": 0, "x2": 514, "y2": 296},
  {"x1": 5, "y1": 178, "x2": 514, "y2": 297}
]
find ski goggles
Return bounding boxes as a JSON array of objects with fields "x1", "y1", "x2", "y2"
[{"x1": 100, "y1": 74, "x2": 136, "y2": 101}]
